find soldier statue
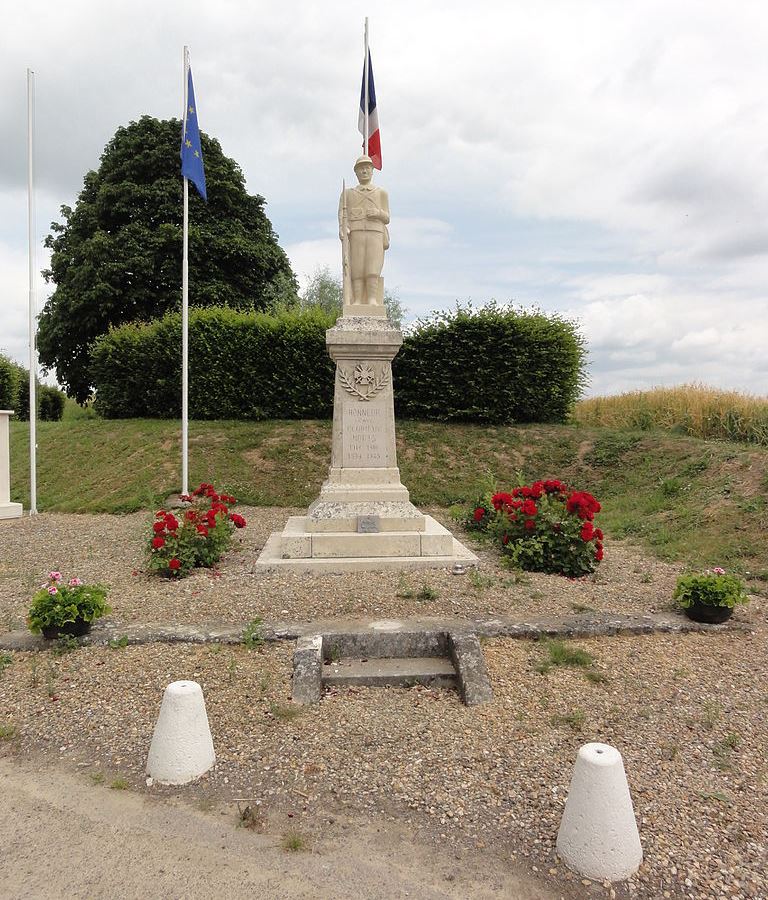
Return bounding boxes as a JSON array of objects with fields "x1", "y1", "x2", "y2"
[{"x1": 339, "y1": 156, "x2": 390, "y2": 306}]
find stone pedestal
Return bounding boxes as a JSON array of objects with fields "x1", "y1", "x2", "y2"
[
  {"x1": 256, "y1": 318, "x2": 477, "y2": 573},
  {"x1": 0, "y1": 411, "x2": 23, "y2": 520}
]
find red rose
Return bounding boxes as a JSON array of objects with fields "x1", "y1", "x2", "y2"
[
  {"x1": 152, "y1": 522, "x2": 165, "y2": 534},
  {"x1": 595, "y1": 547, "x2": 604, "y2": 562},
  {"x1": 164, "y1": 514, "x2": 179, "y2": 531},
  {"x1": 492, "y1": 492, "x2": 514, "y2": 511},
  {"x1": 230, "y1": 513, "x2": 247, "y2": 529},
  {"x1": 473, "y1": 507, "x2": 485, "y2": 522},
  {"x1": 521, "y1": 499, "x2": 538, "y2": 516},
  {"x1": 184, "y1": 509, "x2": 198, "y2": 522},
  {"x1": 580, "y1": 522, "x2": 594, "y2": 542},
  {"x1": 155, "y1": 511, "x2": 166, "y2": 519},
  {"x1": 196, "y1": 524, "x2": 209, "y2": 537},
  {"x1": 595, "y1": 529, "x2": 604, "y2": 541},
  {"x1": 524, "y1": 519, "x2": 536, "y2": 531},
  {"x1": 151, "y1": 536, "x2": 165, "y2": 549},
  {"x1": 169, "y1": 558, "x2": 181, "y2": 571}
]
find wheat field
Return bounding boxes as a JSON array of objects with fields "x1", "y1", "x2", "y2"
[{"x1": 573, "y1": 384, "x2": 768, "y2": 446}]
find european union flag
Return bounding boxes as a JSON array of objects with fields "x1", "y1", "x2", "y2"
[{"x1": 180, "y1": 67, "x2": 207, "y2": 201}]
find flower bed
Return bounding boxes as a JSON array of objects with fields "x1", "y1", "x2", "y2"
[
  {"x1": 467, "y1": 480, "x2": 603, "y2": 577},
  {"x1": 147, "y1": 484, "x2": 247, "y2": 578}
]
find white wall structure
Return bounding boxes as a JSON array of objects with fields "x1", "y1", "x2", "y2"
[
  {"x1": 556, "y1": 742, "x2": 643, "y2": 882},
  {"x1": 0, "y1": 411, "x2": 23, "y2": 519},
  {"x1": 146, "y1": 680, "x2": 215, "y2": 785}
]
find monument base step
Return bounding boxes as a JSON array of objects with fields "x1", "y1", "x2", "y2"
[
  {"x1": 323, "y1": 656, "x2": 458, "y2": 690},
  {"x1": 0, "y1": 502, "x2": 23, "y2": 520},
  {"x1": 255, "y1": 532, "x2": 478, "y2": 574}
]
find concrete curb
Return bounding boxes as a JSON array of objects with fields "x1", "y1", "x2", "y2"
[
  {"x1": 449, "y1": 633, "x2": 494, "y2": 706},
  {"x1": 0, "y1": 611, "x2": 751, "y2": 652},
  {"x1": 292, "y1": 635, "x2": 323, "y2": 704}
]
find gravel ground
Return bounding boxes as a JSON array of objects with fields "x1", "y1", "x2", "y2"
[
  {"x1": 1, "y1": 510, "x2": 766, "y2": 900},
  {"x1": 0, "y1": 508, "x2": 762, "y2": 630}
]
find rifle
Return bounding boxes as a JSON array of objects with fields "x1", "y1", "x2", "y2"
[{"x1": 340, "y1": 180, "x2": 353, "y2": 308}]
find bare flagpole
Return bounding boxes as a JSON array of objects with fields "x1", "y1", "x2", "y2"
[
  {"x1": 27, "y1": 68, "x2": 38, "y2": 516},
  {"x1": 181, "y1": 46, "x2": 190, "y2": 497},
  {"x1": 364, "y1": 18, "x2": 369, "y2": 156}
]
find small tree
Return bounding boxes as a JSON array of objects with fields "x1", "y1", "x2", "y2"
[
  {"x1": 296, "y1": 266, "x2": 405, "y2": 328},
  {"x1": 38, "y1": 116, "x2": 296, "y2": 403}
]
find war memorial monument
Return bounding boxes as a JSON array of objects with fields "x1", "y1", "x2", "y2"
[{"x1": 256, "y1": 156, "x2": 477, "y2": 572}]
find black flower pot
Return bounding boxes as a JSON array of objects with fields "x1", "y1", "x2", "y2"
[
  {"x1": 41, "y1": 618, "x2": 92, "y2": 640},
  {"x1": 683, "y1": 601, "x2": 733, "y2": 624}
]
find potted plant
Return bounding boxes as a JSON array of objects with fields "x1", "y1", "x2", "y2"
[
  {"x1": 673, "y1": 568, "x2": 749, "y2": 624},
  {"x1": 28, "y1": 572, "x2": 110, "y2": 639}
]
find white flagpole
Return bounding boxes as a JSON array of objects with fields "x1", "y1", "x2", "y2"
[
  {"x1": 181, "y1": 46, "x2": 190, "y2": 497},
  {"x1": 363, "y1": 18, "x2": 369, "y2": 157},
  {"x1": 27, "y1": 68, "x2": 38, "y2": 516}
]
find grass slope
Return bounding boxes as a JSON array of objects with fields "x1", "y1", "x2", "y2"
[{"x1": 8, "y1": 419, "x2": 768, "y2": 575}]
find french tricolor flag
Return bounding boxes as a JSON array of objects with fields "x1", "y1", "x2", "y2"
[{"x1": 358, "y1": 49, "x2": 382, "y2": 169}]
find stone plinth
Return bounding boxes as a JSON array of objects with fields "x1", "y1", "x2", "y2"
[
  {"x1": 256, "y1": 318, "x2": 477, "y2": 573},
  {"x1": 0, "y1": 411, "x2": 22, "y2": 520}
]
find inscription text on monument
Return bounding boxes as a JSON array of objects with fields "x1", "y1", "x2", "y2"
[{"x1": 342, "y1": 403, "x2": 389, "y2": 467}]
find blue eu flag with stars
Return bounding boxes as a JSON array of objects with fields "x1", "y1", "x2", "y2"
[{"x1": 180, "y1": 67, "x2": 207, "y2": 201}]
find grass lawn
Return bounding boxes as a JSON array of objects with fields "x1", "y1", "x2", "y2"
[{"x1": 8, "y1": 417, "x2": 768, "y2": 578}]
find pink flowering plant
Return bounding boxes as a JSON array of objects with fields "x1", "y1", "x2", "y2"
[
  {"x1": 465, "y1": 479, "x2": 604, "y2": 577},
  {"x1": 146, "y1": 483, "x2": 248, "y2": 578},
  {"x1": 673, "y1": 568, "x2": 748, "y2": 610},
  {"x1": 28, "y1": 572, "x2": 110, "y2": 635}
]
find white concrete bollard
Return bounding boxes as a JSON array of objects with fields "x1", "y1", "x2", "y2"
[
  {"x1": 146, "y1": 680, "x2": 216, "y2": 785},
  {"x1": 556, "y1": 742, "x2": 643, "y2": 882},
  {"x1": 0, "y1": 411, "x2": 23, "y2": 519}
]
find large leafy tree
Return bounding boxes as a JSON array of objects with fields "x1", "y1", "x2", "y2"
[{"x1": 38, "y1": 116, "x2": 296, "y2": 402}]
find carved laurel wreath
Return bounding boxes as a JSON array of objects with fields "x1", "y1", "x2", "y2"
[{"x1": 339, "y1": 363, "x2": 390, "y2": 401}]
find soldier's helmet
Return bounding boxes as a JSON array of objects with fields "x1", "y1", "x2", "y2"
[{"x1": 354, "y1": 155, "x2": 374, "y2": 172}]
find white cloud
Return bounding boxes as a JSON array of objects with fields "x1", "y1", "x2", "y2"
[{"x1": 2, "y1": 0, "x2": 768, "y2": 397}]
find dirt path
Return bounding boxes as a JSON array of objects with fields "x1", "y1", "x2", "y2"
[{"x1": 0, "y1": 757, "x2": 560, "y2": 900}]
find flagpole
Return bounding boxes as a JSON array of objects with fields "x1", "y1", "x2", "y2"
[
  {"x1": 181, "y1": 46, "x2": 190, "y2": 497},
  {"x1": 27, "y1": 68, "x2": 38, "y2": 516},
  {"x1": 364, "y1": 18, "x2": 369, "y2": 157}
]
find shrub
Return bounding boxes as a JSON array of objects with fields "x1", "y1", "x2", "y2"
[
  {"x1": 466, "y1": 479, "x2": 604, "y2": 577},
  {"x1": 90, "y1": 301, "x2": 586, "y2": 424},
  {"x1": 395, "y1": 303, "x2": 587, "y2": 424},
  {"x1": 0, "y1": 355, "x2": 19, "y2": 409},
  {"x1": 147, "y1": 483, "x2": 247, "y2": 578},
  {"x1": 28, "y1": 572, "x2": 110, "y2": 634},
  {"x1": 673, "y1": 569, "x2": 749, "y2": 609},
  {"x1": 0, "y1": 355, "x2": 65, "y2": 421},
  {"x1": 91, "y1": 306, "x2": 336, "y2": 419}
]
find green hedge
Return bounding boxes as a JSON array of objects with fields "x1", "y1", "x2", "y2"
[
  {"x1": 0, "y1": 354, "x2": 65, "y2": 421},
  {"x1": 395, "y1": 304, "x2": 586, "y2": 423},
  {"x1": 90, "y1": 303, "x2": 586, "y2": 424},
  {"x1": 91, "y1": 306, "x2": 337, "y2": 419},
  {"x1": 0, "y1": 355, "x2": 19, "y2": 409}
]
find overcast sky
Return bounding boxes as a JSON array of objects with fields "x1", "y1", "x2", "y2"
[{"x1": 1, "y1": 0, "x2": 767, "y2": 397}]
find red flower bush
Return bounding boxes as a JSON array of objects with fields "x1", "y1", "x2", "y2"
[
  {"x1": 466, "y1": 479, "x2": 604, "y2": 577},
  {"x1": 146, "y1": 484, "x2": 248, "y2": 578}
]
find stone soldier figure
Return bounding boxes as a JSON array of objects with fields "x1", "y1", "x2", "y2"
[{"x1": 339, "y1": 155, "x2": 390, "y2": 305}]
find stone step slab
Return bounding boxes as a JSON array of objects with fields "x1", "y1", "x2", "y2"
[{"x1": 322, "y1": 656, "x2": 458, "y2": 690}]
